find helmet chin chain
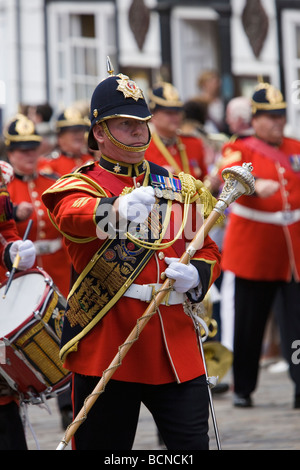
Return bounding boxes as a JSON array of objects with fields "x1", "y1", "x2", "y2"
[{"x1": 101, "y1": 120, "x2": 151, "y2": 153}]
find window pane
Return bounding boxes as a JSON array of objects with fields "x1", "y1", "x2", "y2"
[
  {"x1": 73, "y1": 82, "x2": 85, "y2": 101},
  {"x1": 85, "y1": 48, "x2": 98, "y2": 76},
  {"x1": 81, "y1": 15, "x2": 95, "y2": 38},
  {"x1": 106, "y1": 16, "x2": 116, "y2": 46},
  {"x1": 87, "y1": 83, "x2": 97, "y2": 98},
  {"x1": 297, "y1": 26, "x2": 300, "y2": 59},
  {"x1": 71, "y1": 46, "x2": 97, "y2": 76},
  {"x1": 70, "y1": 14, "x2": 95, "y2": 38},
  {"x1": 57, "y1": 15, "x2": 67, "y2": 43},
  {"x1": 70, "y1": 15, "x2": 80, "y2": 36},
  {"x1": 58, "y1": 51, "x2": 65, "y2": 79},
  {"x1": 58, "y1": 87, "x2": 65, "y2": 108},
  {"x1": 72, "y1": 47, "x2": 83, "y2": 75}
]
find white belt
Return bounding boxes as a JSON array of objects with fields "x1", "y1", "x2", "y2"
[
  {"x1": 232, "y1": 204, "x2": 300, "y2": 226},
  {"x1": 34, "y1": 239, "x2": 63, "y2": 255},
  {"x1": 123, "y1": 283, "x2": 184, "y2": 306}
]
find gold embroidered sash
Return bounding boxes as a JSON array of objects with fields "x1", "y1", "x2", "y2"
[{"x1": 59, "y1": 198, "x2": 172, "y2": 362}]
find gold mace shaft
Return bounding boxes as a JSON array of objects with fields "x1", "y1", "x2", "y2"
[{"x1": 56, "y1": 163, "x2": 255, "y2": 450}]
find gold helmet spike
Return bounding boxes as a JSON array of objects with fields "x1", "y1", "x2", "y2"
[
  {"x1": 106, "y1": 56, "x2": 114, "y2": 76},
  {"x1": 257, "y1": 75, "x2": 264, "y2": 83}
]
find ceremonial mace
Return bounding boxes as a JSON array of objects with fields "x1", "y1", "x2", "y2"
[{"x1": 56, "y1": 163, "x2": 255, "y2": 451}]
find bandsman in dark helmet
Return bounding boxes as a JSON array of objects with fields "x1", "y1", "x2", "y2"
[
  {"x1": 219, "y1": 81, "x2": 300, "y2": 409},
  {"x1": 38, "y1": 106, "x2": 93, "y2": 176},
  {"x1": 42, "y1": 64, "x2": 221, "y2": 451},
  {"x1": 146, "y1": 82, "x2": 208, "y2": 180}
]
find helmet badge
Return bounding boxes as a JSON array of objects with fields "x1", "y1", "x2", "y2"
[{"x1": 116, "y1": 74, "x2": 144, "y2": 101}]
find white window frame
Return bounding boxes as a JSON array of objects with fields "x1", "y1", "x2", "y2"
[
  {"x1": 282, "y1": 9, "x2": 300, "y2": 136},
  {"x1": 47, "y1": 1, "x2": 116, "y2": 110}
]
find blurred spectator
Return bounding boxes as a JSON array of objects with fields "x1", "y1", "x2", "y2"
[
  {"x1": 182, "y1": 99, "x2": 228, "y2": 186},
  {"x1": 195, "y1": 70, "x2": 225, "y2": 133},
  {"x1": 225, "y1": 96, "x2": 253, "y2": 138},
  {"x1": 181, "y1": 99, "x2": 208, "y2": 137},
  {"x1": 20, "y1": 103, "x2": 56, "y2": 157}
]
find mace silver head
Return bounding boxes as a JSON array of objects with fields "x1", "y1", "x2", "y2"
[
  {"x1": 214, "y1": 162, "x2": 255, "y2": 214},
  {"x1": 222, "y1": 162, "x2": 255, "y2": 195}
]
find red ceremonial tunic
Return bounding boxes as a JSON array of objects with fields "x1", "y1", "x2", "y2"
[
  {"x1": 0, "y1": 184, "x2": 20, "y2": 269},
  {"x1": 145, "y1": 133, "x2": 207, "y2": 179},
  {"x1": 43, "y1": 159, "x2": 221, "y2": 384},
  {"x1": 38, "y1": 151, "x2": 94, "y2": 177},
  {"x1": 0, "y1": 173, "x2": 72, "y2": 297},
  {"x1": 220, "y1": 136, "x2": 300, "y2": 281}
]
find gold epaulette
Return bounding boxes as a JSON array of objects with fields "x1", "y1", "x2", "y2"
[
  {"x1": 42, "y1": 171, "x2": 108, "y2": 244},
  {"x1": 43, "y1": 172, "x2": 108, "y2": 199},
  {"x1": 220, "y1": 147, "x2": 242, "y2": 169}
]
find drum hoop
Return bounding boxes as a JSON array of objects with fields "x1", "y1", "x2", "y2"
[
  {"x1": 8, "y1": 288, "x2": 56, "y2": 344},
  {"x1": 0, "y1": 364, "x2": 19, "y2": 392},
  {"x1": 0, "y1": 268, "x2": 53, "y2": 341},
  {"x1": 0, "y1": 269, "x2": 71, "y2": 403}
]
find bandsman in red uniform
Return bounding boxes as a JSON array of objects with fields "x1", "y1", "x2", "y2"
[
  {"x1": 38, "y1": 106, "x2": 93, "y2": 177},
  {"x1": 219, "y1": 82, "x2": 300, "y2": 408},
  {"x1": 145, "y1": 82, "x2": 208, "y2": 180},
  {"x1": 2, "y1": 114, "x2": 73, "y2": 428},
  {"x1": 42, "y1": 71, "x2": 221, "y2": 450},
  {"x1": 0, "y1": 161, "x2": 36, "y2": 450},
  {"x1": 1, "y1": 114, "x2": 71, "y2": 298}
]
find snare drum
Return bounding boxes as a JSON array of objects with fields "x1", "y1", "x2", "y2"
[{"x1": 0, "y1": 268, "x2": 71, "y2": 403}]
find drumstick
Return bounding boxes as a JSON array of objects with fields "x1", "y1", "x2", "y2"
[{"x1": 2, "y1": 219, "x2": 33, "y2": 299}]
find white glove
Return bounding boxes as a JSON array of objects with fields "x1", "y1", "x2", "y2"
[
  {"x1": 9, "y1": 240, "x2": 36, "y2": 270},
  {"x1": 0, "y1": 160, "x2": 14, "y2": 185},
  {"x1": 118, "y1": 186, "x2": 155, "y2": 223},
  {"x1": 164, "y1": 257, "x2": 200, "y2": 293}
]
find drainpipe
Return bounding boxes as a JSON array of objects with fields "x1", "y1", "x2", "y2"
[
  {"x1": 16, "y1": 0, "x2": 23, "y2": 105},
  {"x1": 113, "y1": 0, "x2": 120, "y2": 72},
  {"x1": 43, "y1": 0, "x2": 50, "y2": 101}
]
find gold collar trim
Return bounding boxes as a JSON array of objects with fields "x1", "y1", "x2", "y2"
[{"x1": 99, "y1": 154, "x2": 147, "y2": 177}]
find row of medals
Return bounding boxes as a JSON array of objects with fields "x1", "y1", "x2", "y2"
[{"x1": 153, "y1": 186, "x2": 183, "y2": 202}]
